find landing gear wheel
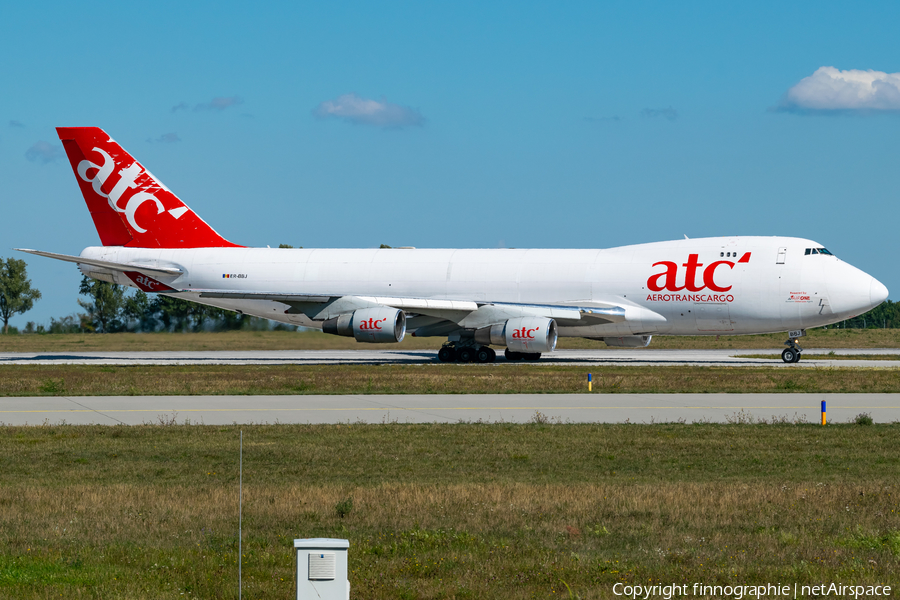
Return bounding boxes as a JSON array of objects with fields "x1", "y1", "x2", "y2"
[
  {"x1": 457, "y1": 347, "x2": 475, "y2": 363},
  {"x1": 476, "y1": 347, "x2": 495, "y2": 363},
  {"x1": 781, "y1": 348, "x2": 797, "y2": 363},
  {"x1": 505, "y1": 348, "x2": 522, "y2": 361},
  {"x1": 522, "y1": 352, "x2": 542, "y2": 361},
  {"x1": 783, "y1": 333, "x2": 804, "y2": 364},
  {"x1": 438, "y1": 346, "x2": 457, "y2": 363}
]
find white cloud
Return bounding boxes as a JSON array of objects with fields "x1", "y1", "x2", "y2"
[
  {"x1": 148, "y1": 132, "x2": 181, "y2": 144},
  {"x1": 778, "y1": 66, "x2": 900, "y2": 113},
  {"x1": 314, "y1": 93, "x2": 425, "y2": 128},
  {"x1": 641, "y1": 107, "x2": 678, "y2": 121},
  {"x1": 171, "y1": 96, "x2": 244, "y2": 113},
  {"x1": 25, "y1": 141, "x2": 63, "y2": 164},
  {"x1": 196, "y1": 96, "x2": 244, "y2": 111}
]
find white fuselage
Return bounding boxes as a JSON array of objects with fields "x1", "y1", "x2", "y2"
[{"x1": 80, "y1": 236, "x2": 887, "y2": 338}]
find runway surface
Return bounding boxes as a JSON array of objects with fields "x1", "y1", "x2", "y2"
[
  {"x1": 2, "y1": 393, "x2": 897, "y2": 425},
  {"x1": 2, "y1": 348, "x2": 900, "y2": 367}
]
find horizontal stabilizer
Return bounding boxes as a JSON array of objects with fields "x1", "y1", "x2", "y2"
[{"x1": 15, "y1": 248, "x2": 183, "y2": 278}]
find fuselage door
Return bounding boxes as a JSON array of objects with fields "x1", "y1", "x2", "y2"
[
  {"x1": 776, "y1": 247, "x2": 787, "y2": 264},
  {"x1": 695, "y1": 302, "x2": 734, "y2": 332}
]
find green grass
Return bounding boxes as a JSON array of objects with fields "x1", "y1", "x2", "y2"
[
  {"x1": 1, "y1": 422, "x2": 899, "y2": 599},
  {"x1": 2, "y1": 364, "x2": 900, "y2": 396}
]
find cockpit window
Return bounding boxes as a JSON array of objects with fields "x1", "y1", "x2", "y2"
[
  {"x1": 818, "y1": 248, "x2": 833, "y2": 255},
  {"x1": 805, "y1": 247, "x2": 835, "y2": 256}
]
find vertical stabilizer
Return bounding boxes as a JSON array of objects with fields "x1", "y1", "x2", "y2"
[{"x1": 56, "y1": 127, "x2": 241, "y2": 248}]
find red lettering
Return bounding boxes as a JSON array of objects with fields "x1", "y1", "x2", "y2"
[
  {"x1": 682, "y1": 254, "x2": 704, "y2": 292},
  {"x1": 647, "y1": 261, "x2": 682, "y2": 291},
  {"x1": 649, "y1": 253, "x2": 750, "y2": 294},
  {"x1": 359, "y1": 317, "x2": 386, "y2": 330},
  {"x1": 703, "y1": 261, "x2": 734, "y2": 292}
]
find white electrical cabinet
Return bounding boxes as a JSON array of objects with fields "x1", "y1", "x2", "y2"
[{"x1": 295, "y1": 538, "x2": 350, "y2": 600}]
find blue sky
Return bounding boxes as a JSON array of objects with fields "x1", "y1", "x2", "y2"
[{"x1": 2, "y1": 1, "x2": 898, "y2": 327}]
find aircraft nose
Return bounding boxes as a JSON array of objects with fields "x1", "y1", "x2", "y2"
[{"x1": 870, "y1": 278, "x2": 889, "y2": 307}]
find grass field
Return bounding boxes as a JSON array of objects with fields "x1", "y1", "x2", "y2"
[
  {"x1": 2, "y1": 364, "x2": 900, "y2": 396},
  {"x1": 0, "y1": 422, "x2": 897, "y2": 599},
  {"x1": 1, "y1": 327, "x2": 899, "y2": 353}
]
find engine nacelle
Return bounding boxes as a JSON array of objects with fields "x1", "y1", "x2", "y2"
[
  {"x1": 602, "y1": 335, "x2": 652, "y2": 348},
  {"x1": 475, "y1": 317, "x2": 557, "y2": 353},
  {"x1": 322, "y1": 307, "x2": 406, "y2": 343}
]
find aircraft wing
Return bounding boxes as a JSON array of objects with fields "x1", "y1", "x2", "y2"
[{"x1": 195, "y1": 289, "x2": 628, "y2": 326}]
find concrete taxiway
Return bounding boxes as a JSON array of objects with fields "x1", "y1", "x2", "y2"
[
  {"x1": 1, "y1": 348, "x2": 899, "y2": 367},
  {"x1": 2, "y1": 393, "x2": 897, "y2": 426}
]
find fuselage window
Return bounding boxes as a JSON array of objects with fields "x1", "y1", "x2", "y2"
[{"x1": 720, "y1": 252, "x2": 724, "y2": 257}]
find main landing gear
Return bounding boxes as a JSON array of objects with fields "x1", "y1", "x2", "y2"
[
  {"x1": 782, "y1": 337, "x2": 802, "y2": 363},
  {"x1": 438, "y1": 343, "x2": 497, "y2": 363},
  {"x1": 436, "y1": 342, "x2": 542, "y2": 363}
]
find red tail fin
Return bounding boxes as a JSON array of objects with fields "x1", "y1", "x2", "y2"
[{"x1": 56, "y1": 127, "x2": 240, "y2": 248}]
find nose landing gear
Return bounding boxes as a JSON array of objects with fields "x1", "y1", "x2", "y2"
[{"x1": 782, "y1": 338, "x2": 802, "y2": 363}]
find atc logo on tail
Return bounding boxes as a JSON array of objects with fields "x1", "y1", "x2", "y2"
[
  {"x1": 76, "y1": 147, "x2": 171, "y2": 233},
  {"x1": 57, "y1": 127, "x2": 240, "y2": 249}
]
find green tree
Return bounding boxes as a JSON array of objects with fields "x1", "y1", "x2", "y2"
[
  {"x1": 0, "y1": 258, "x2": 42, "y2": 334},
  {"x1": 78, "y1": 276, "x2": 126, "y2": 332},
  {"x1": 123, "y1": 290, "x2": 157, "y2": 332},
  {"x1": 842, "y1": 299, "x2": 899, "y2": 329},
  {"x1": 152, "y1": 295, "x2": 213, "y2": 332}
]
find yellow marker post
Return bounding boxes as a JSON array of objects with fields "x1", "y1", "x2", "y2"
[
  {"x1": 821, "y1": 400, "x2": 826, "y2": 425},
  {"x1": 588, "y1": 373, "x2": 592, "y2": 392}
]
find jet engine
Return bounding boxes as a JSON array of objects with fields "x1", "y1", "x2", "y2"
[
  {"x1": 474, "y1": 317, "x2": 558, "y2": 353},
  {"x1": 322, "y1": 307, "x2": 406, "y2": 343},
  {"x1": 602, "y1": 335, "x2": 652, "y2": 348}
]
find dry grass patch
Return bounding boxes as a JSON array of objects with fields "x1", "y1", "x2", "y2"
[
  {"x1": 1, "y1": 422, "x2": 899, "y2": 598},
  {"x1": 2, "y1": 364, "x2": 900, "y2": 396}
]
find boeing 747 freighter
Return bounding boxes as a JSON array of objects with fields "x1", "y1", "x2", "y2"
[{"x1": 19, "y1": 127, "x2": 888, "y2": 363}]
